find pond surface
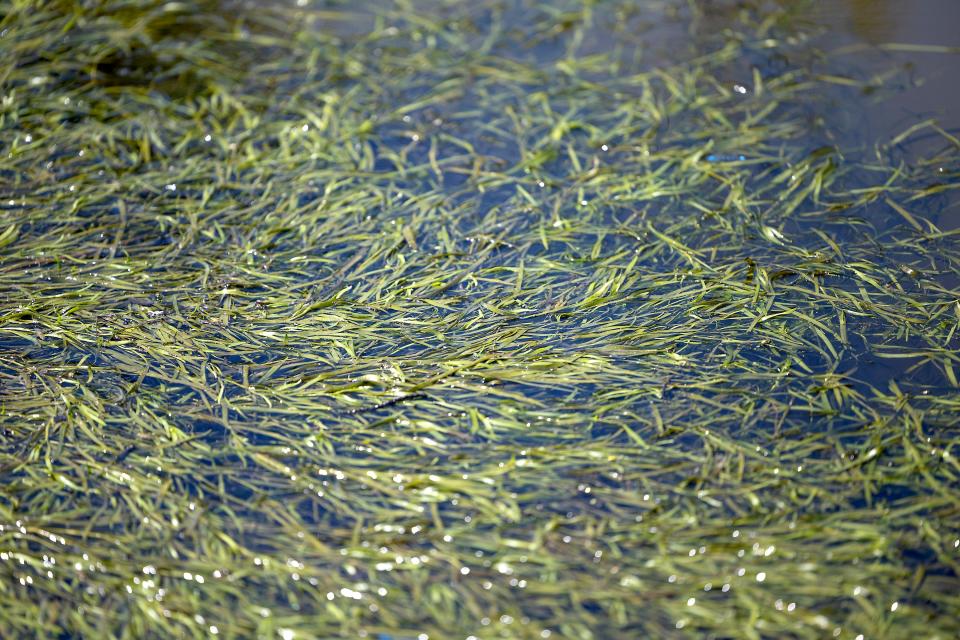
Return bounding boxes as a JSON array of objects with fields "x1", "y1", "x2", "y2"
[
  {"x1": 1, "y1": 1, "x2": 958, "y2": 638},
  {"x1": 815, "y1": 0, "x2": 960, "y2": 138}
]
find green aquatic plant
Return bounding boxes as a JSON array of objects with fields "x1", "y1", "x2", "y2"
[{"x1": 1, "y1": 0, "x2": 958, "y2": 638}]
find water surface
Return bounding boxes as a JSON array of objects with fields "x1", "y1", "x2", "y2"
[{"x1": 0, "y1": 1, "x2": 958, "y2": 638}]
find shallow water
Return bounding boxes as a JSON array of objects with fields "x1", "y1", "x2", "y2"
[
  {"x1": 815, "y1": 0, "x2": 960, "y2": 125},
  {"x1": 1, "y1": 1, "x2": 959, "y2": 638}
]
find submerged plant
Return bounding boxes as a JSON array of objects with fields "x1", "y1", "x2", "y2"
[{"x1": 0, "y1": 0, "x2": 958, "y2": 638}]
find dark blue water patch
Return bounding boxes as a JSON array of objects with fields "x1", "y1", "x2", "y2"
[
  {"x1": 847, "y1": 349, "x2": 952, "y2": 394},
  {"x1": 294, "y1": 190, "x2": 324, "y2": 208},
  {"x1": 220, "y1": 348, "x2": 291, "y2": 368},
  {"x1": 0, "y1": 167, "x2": 29, "y2": 188},
  {"x1": 846, "y1": 481, "x2": 919, "y2": 512},
  {"x1": 0, "y1": 363, "x2": 27, "y2": 386},
  {"x1": 0, "y1": 333, "x2": 36, "y2": 352},
  {"x1": 740, "y1": 44, "x2": 795, "y2": 81},
  {"x1": 353, "y1": 337, "x2": 439, "y2": 362},
  {"x1": 373, "y1": 94, "x2": 525, "y2": 165},
  {"x1": 898, "y1": 543, "x2": 958, "y2": 579}
]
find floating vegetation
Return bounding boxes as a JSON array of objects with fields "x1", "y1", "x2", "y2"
[{"x1": 1, "y1": 0, "x2": 959, "y2": 638}]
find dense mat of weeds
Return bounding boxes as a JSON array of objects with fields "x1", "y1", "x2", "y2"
[{"x1": 1, "y1": 0, "x2": 959, "y2": 638}]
